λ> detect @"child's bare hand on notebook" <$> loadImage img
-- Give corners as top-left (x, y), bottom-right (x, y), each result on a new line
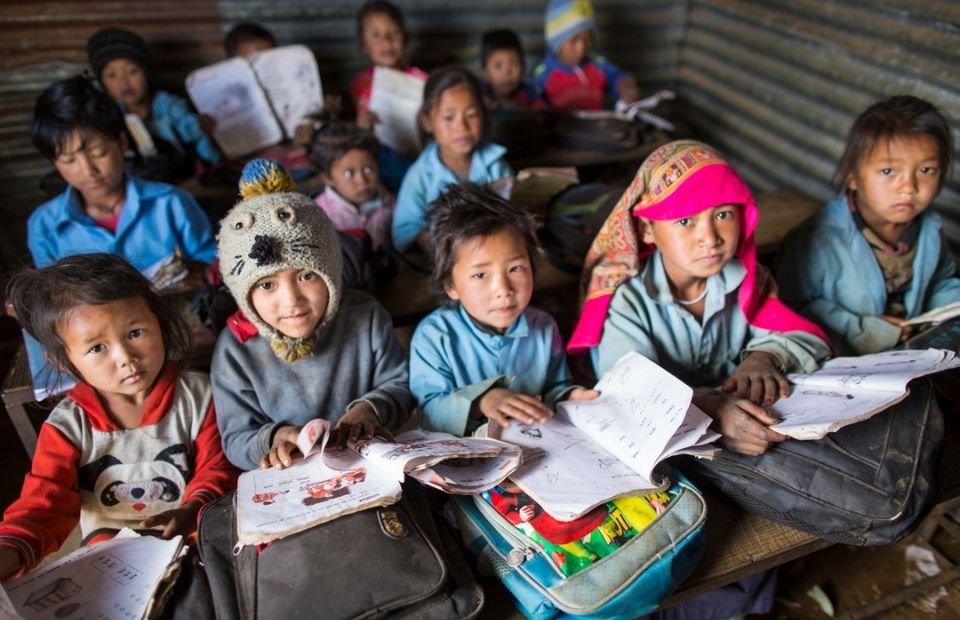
top-left (881, 315), bottom-right (913, 342)
top-left (478, 388), bottom-right (552, 428)
top-left (723, 351), bottom-right (790, 405)
top-left (566, 387), bottom-right (600, 402)
top-left (333, 402), bottom-right (391, 449)
top-left (695, 390), bottom-right (786, 456)
top-left (261, 424), bottom-right (302, 470)
top-left (140, 499), bottom-right (202, 538)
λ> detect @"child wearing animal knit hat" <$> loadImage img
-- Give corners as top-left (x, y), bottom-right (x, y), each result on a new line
top-left (211, 160), bottom-right (413, 471)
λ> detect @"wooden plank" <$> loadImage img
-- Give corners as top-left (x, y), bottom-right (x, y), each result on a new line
top-left (663, 489), bottom-right (832, 605)
top-left (754, 189), bottom-right (822, 253)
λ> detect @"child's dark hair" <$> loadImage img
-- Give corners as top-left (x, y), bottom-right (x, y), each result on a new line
top-left (6, 253), bottom-right (191, 379)
top-left (308, 121), bottom-right (380, 175)
top-left (419, 66), bottom-right (488, 144)
top-left (224, 22), bottom-right (277, 57)
top-left (836, 95), bottom-right (954, 192)
top-left (357, 1), bottom-right (407, 43)
top-left (481, 29), bottom-right (525, 68)
top-left (428, 183), bottom-right (541, 304)
top-left (31, 75), bottom-right (126, 161)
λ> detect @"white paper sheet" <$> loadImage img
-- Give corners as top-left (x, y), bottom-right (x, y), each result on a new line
top-left (237, 424), bottom-right (521, 544)
top-left (237, 449), bottom-right (402, 545)
top-left (771, 348), bottom-right (960, 439)
top-left (500, 414), bottom-right (668, 522)
top-left (5, 532), bottom-right (182, 620)
top-left (368, 67), bottom-right (425, 153)
top-left (560, 352), bottom-right (696, 477)
top-left (186, 57), bottom-right (282, 159)
top-left (495, 352), bottom-right (715, 521)
top-left (904, 300), bottom-right (960, 326)
top-left (250, 45), bottom-right (324, 138)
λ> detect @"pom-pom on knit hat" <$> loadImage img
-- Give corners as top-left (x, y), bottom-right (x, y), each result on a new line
top-left (218, 159), bottom-right (343, 362)
top-left (87, 27), bottom-right (156, 86)
top-left (545, 0), bottom-right (597, 54)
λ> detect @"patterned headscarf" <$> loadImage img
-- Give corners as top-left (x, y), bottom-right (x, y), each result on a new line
top-left (568, 140), bottom-right (828, 352)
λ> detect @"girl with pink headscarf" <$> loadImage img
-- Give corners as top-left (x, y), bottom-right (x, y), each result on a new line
top-left (570, 140), bottom-right (831, 456)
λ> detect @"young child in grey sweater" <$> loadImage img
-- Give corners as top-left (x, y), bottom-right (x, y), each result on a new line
top-left (211, 160), bottom-right (413, 471)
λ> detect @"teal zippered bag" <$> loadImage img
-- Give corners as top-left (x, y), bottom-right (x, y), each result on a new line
top-left (452, 476), bottom-right (706, 619)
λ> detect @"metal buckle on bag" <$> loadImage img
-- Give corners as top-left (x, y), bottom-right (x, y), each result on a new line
top-left (379, 510), bottom-right (408, 539)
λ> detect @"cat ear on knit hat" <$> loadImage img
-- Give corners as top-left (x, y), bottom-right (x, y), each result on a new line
top-left (218, 158), bottom-right (343, 362)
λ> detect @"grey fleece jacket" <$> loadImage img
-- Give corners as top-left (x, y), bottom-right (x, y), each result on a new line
top-left (211, 289), bottom-right (414, 470)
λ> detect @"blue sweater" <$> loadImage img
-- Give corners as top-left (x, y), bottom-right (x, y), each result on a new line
top-left (777, 193), bottom-right (960, 355)
top-left (410, 304), bottom-right (575, 436)
top-left (391, 141), bottom-right (512, 252)
top-left (27, 175), bottom-right (216, 271)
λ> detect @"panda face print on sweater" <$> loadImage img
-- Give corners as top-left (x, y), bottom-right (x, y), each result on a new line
top-left (78, 444), bottom-right (191, 519)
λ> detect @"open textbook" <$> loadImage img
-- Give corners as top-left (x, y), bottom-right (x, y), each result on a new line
top-left (186, 45), bottom-right (323, 158)
top-left (236, 420), bottom-right (522, 545)
top-left (3, 530), bottom-right (184, 620)
top-left (903, 300), bottom-right (960, 326)
top-left (489, 351), bottom-right (720, 522)
top-left (770, 348), bottom-right (960, 440)
top-left (367, 66), bottom-right (425, 154)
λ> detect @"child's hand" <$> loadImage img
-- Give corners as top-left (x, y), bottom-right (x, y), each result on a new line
top-left (722, 352), bottom-right (790, 405)
top-left (292, 121), bottom-right (315, 146)
top-left (199, 113), bottom-right (217, 136)
top-left (139, 500), bottom-right (202, 539)
top-left (0, 546), bottom-right (22, 580)
top-left (478, 388), bottom-right (553, 428)
top-left (566, 387), bottom-right (600, 402)
top-left (695, 390), bottom-right (786, 456)
top-left (333, 402), bottom-right (391, 449)
top-left (356, 109), bottom-right (379, 130)
top-left (260, 424), bottom-right (302, 469)
top-left (881, 315), bottom-right (913, 342)
top-left (616, 76), bottom-right (641, 104)
top-left (518, 505), bottom-right (536, 522)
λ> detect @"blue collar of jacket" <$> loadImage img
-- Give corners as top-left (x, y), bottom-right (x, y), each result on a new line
top-left (422, 141), bottom-right (507, 177)
top-left (54, 175), bottom-right (143, 232)
top-left (642, 250), bottom-right (746, 306)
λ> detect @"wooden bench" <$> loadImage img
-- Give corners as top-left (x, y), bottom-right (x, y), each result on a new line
top-left (754, 188), bottom-right (822, 255)
top-left (1, 344), bottom-right (43, 457)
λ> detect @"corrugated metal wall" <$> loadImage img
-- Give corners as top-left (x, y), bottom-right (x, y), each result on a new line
top-left (216, 0), bottom-right (683, 94)
top-left (2, 1), bottom-right (958, 270)
top-left (0, 0), bottom-right (682, 272)
top-left (0, 0), bottom-right (223, 272)
top-left (676, 0), bottom-right (960, 245)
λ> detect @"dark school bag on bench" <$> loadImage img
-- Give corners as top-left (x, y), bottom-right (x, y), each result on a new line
top-left (683, 378), bottom-right (943, 546)
top-left (540, 183), bottom-right (623, 274)
top-left (198, 481), bottom-right (483, 620)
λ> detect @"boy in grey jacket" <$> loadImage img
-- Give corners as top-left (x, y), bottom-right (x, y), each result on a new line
top-left (211, 159), bottom-right (413, 471)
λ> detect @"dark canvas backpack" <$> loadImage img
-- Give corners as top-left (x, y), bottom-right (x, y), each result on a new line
top-left (683, 379), bottom-right (943, 546)
top-left (198, 481), bottom-right (483, 619)
top-left (540, 183), bottom-right (624, 274)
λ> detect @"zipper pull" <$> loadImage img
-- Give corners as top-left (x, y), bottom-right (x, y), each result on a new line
top-left (506, 547), bottom-right (536, 567)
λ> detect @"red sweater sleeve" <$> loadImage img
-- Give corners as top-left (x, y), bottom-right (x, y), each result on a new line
top-left (183, 401), bottom-right (239, 506)
top-left (0, 424), bottom-right (82, 576)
